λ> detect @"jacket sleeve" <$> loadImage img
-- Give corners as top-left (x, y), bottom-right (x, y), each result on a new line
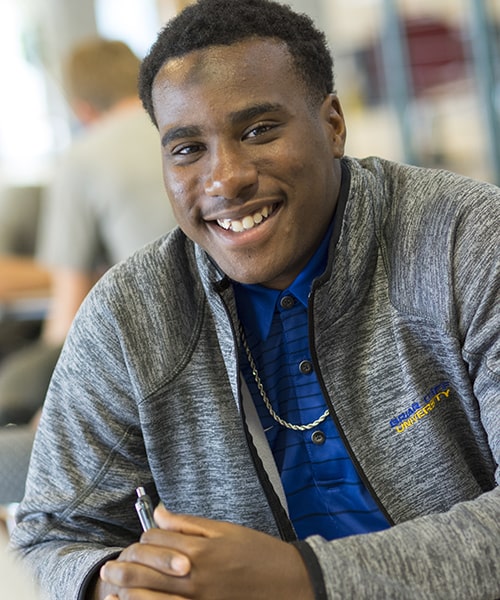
top-left (298, 170), bottom-right (500, 600)
top-left (300, 486), bottom-right (499, 599)
top-left (10, 278), bottom-right (151, 600)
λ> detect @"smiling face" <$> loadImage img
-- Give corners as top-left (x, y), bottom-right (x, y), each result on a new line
top-left (152, 38), bottom-right (346, 290)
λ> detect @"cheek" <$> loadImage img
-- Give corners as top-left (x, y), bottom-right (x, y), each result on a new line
top-left (278, 137), bottom-right (316, 176)
top-left (165, 177), bottom-right (189, 202)
top-left (163, 172), bottom-right (201, 228)
top-left (163, 163), bottom-right (193, 203)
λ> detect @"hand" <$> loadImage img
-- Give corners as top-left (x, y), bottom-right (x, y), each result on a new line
top-left (99, 505), bottom-right (314, 599)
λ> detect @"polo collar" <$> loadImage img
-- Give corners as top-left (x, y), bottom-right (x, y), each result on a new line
top-left (235, 218), bottom-right (334, 341)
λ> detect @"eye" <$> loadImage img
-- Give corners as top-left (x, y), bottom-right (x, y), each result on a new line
top-left (243, 123), bottom-right (278, 140)
top-left (168, 142), bottom-right (206, 164)
top-left (171, 142), bottom-right (205, 156)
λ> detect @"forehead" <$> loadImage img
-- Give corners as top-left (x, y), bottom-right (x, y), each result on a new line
top-left (151, 39), bottom-right (306, 124)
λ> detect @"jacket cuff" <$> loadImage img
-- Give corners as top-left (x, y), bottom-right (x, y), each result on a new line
top-left (293, 540), bottom-right (328, 600)
top-left (78, 552), bottom-right (120, 600)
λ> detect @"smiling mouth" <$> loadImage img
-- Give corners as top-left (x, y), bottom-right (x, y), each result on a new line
top-left (216, 204), bottom-right (276, 232)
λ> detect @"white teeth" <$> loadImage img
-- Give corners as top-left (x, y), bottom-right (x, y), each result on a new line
top-left (231, 220), bottom-right (244, 232)
top-left (242, 215), bottom-right (255, 230)
top-left (217, 205), bottom-right (274, 232)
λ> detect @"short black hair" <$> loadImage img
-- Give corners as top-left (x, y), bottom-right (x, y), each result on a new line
top-left (139, 0), bottom-right (335, 127)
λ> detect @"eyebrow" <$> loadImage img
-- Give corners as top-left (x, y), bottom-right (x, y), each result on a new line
top-left (161, 126), bottom-right (202, 148)
top-left (161, 102), bottom-right (284, 147)
top-left (228, 102), bottom-right (284, 126)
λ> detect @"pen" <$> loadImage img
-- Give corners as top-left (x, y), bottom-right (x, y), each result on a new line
top-left (135, 486), bottom-right (157, 531)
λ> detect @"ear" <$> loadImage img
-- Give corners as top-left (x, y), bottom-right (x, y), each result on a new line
top-left (71, 99), bottom-right (102, 126)
top-left (320, 94), bottom-right (346, 158)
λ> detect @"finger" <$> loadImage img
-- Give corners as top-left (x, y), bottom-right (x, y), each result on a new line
top-left (137, 539), bottom-right (191, 577)
top-left (101, 559), bottom-right (194, 598)
top-left (153, 507), bottom-right (218, 538)
top-left (140, 528), bottom-right (206, 562)
top-left (117, 541), bottom-right (191, 576)
top-left (105, 594), bottom-right (187, 600)
top-left (104, 591), bottom-right (189, 600)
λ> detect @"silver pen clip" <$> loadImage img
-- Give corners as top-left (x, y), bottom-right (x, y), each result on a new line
top-left (135, 486), bottom-right (157, 531)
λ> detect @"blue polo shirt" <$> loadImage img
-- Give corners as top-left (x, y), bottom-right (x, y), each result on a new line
top-left (235, 224), bottom-right (390, 540)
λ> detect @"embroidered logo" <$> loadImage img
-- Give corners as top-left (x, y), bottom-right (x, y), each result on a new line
top-left (389, 381), bottom-right (451, 434)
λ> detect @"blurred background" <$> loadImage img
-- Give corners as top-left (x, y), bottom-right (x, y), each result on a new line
top-left (0, 0), bottom-right (499, 190)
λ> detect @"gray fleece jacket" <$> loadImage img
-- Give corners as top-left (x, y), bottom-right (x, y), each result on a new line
top-left (11, 157), bottom-right (500, 599)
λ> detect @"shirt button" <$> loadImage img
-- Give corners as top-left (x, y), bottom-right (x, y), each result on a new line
top-left (279, 295), bottom-right (295, 309)
top-left (311, 430), bottom-right (326, 445)
top-left (299, 360), bottom-right (313, 375)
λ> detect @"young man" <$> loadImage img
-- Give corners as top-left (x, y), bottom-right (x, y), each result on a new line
top-left (11, 1), bottom-right (499, 599)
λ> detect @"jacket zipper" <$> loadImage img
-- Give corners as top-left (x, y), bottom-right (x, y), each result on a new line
top-left (219, 287), bottom-right (298, 542)
top-left (239, 380), bottom-right (298, 542)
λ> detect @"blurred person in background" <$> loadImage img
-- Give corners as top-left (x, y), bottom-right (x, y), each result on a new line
top-left (0, 37), bottom-right (177, 505)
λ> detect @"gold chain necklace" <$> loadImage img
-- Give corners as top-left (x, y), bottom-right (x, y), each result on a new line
top-left (239, 323), bottom-right (330, 431)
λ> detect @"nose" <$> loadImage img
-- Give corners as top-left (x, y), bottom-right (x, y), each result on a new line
top-left (204, 142), bottom-right (258, 201)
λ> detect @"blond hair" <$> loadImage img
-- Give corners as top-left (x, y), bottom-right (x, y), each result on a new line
top-left (64, 38), bottom-right (140, 112)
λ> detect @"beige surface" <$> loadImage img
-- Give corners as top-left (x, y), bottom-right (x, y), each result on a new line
top-left (0, 527), bottom-right (40, 599)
